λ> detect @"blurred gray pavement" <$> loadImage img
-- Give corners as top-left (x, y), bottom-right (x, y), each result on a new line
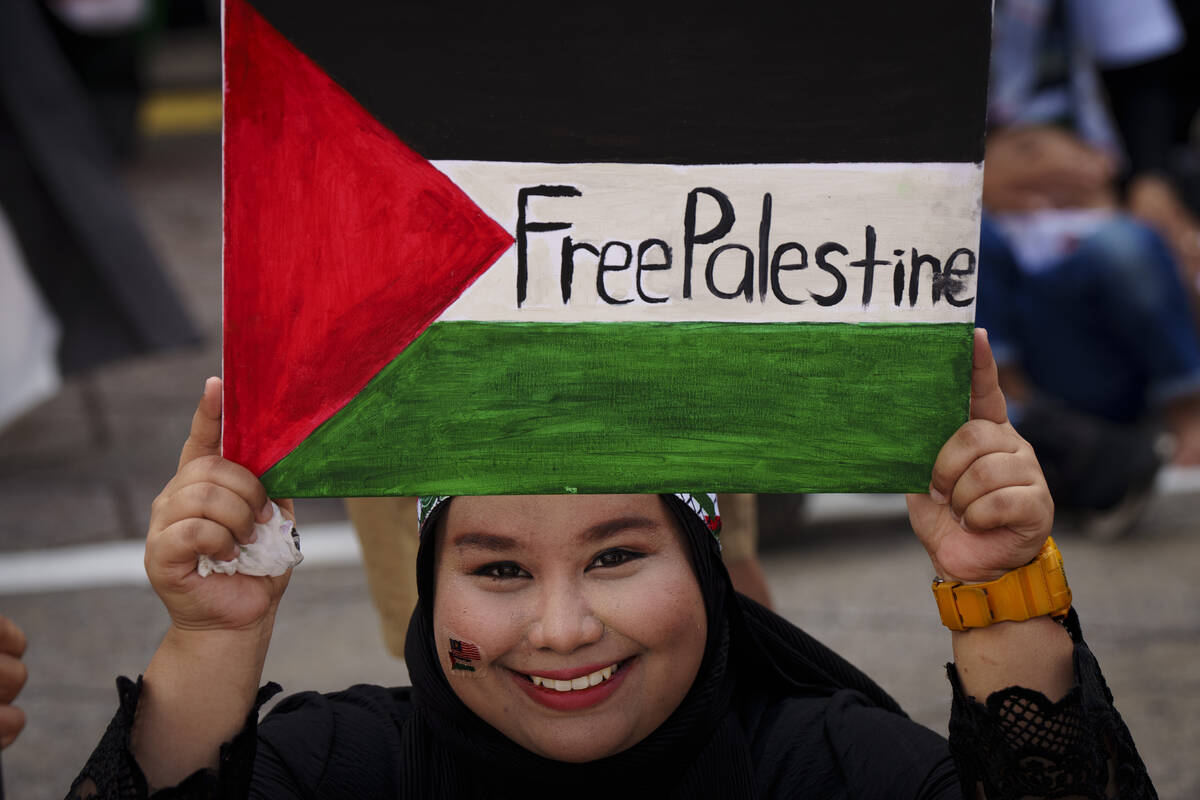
top-left (1, 39), bottom-right (1199, 798)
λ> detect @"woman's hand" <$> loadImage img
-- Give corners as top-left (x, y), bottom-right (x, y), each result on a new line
top-left (132, 378), bottom-right (295, 786)
top-left (145, 377), bottom-right (293, 633)
top-left (0, 615), bottom-right (27, 749)
top-left (906, 329), bottom-right (1054, 584)
top-left (983, 126), bottom-right (1117, 212)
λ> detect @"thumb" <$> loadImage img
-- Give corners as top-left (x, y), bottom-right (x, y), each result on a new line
top-left (178, 377), bottom-right (223, 469)
top-left (970, 329), bottom-right (1008, 425)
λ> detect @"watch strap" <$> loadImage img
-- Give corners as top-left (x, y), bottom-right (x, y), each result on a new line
top-left (932, 536), bottom-right (1071, 631)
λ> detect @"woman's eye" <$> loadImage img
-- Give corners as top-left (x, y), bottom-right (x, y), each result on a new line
top-left (474, 562), bottom-right (528, 580)
top-left (589, 548), bottom-right (644, 569)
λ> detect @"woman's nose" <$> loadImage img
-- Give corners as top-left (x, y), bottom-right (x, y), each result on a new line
top-left (526, 579), bottom-right (604, 653)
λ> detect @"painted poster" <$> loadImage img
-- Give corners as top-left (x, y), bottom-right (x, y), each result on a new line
top-left (222, 1), bottom-right (991, 497)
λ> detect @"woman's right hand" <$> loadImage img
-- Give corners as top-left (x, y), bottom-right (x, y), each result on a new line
top-left (145, 377), bottom-right (294, 633)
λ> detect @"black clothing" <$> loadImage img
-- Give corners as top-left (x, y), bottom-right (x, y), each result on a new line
top-left (68, 497), bottom-right (1157, 798)
top-left (66, 613), bottom-right (1153, 800)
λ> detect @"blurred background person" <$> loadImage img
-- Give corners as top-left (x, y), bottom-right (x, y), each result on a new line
top-left (1099, 1), bottom-right (1200, 296)
top-left (979, 0), bottom-right (1200, 538)
top-left (0, 0), bottom-right (200, 434)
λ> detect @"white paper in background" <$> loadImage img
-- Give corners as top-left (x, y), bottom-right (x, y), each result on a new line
top-left (991, 208), bottom-right (1116, 275)
top-left (0, 206), bottom-right (61, 431)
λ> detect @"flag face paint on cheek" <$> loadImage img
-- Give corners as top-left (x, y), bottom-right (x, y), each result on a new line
top-left (445, 635), bottom-right (487, 678)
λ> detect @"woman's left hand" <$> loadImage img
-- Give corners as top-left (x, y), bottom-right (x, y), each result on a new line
top-left (906, 329), bottom-right (1054, 584)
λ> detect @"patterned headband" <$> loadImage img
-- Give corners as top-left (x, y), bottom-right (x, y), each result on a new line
top-left (418, 493), bottom-right (722, 541)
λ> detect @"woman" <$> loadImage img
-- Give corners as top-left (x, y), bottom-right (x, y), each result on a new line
top-left (69, 333), bottom-right (1153, 798)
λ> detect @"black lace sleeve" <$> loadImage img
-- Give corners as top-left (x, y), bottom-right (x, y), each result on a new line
top-left (946, 610), bottom-right (1156, 800)
top-left (65, 676), bottom-right (282, 800)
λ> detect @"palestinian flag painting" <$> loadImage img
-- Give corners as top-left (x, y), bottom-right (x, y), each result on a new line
top-left (222, 0), bottom-right (992, 497)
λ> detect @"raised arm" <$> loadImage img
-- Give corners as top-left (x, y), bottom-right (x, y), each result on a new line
top-left (906, 330), bottom-right (1073, 704)
top-left (906, 330), bottom-right (1158, 798)
top-left (131, 378), bottom-right (294, 788)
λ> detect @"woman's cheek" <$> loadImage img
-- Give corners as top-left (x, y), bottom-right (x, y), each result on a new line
top-left (599, 565), bottom-right (705, 647)
top-left (434, 578), bottom-right (527, 680)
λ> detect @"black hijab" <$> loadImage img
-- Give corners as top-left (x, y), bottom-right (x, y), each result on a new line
top-left (398, 496), bottom-right (904, 800)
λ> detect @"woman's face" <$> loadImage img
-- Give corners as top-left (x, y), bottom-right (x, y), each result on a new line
top-left (431, 494), bottom-right (707, 762)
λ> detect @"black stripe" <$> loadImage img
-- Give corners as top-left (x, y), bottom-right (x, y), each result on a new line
top-left (246, 1), bottom-right (990, 164)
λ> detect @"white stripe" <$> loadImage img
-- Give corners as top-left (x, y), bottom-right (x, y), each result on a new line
top-left (435, 161), bottom-right (982, 324)
top-left (0, 522), bottom-right (362, 596)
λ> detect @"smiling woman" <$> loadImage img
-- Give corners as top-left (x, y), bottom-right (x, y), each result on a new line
top-left (67, 334), bottom-right (1156, 799)
top-left (382, 491), bottom-right (928, 799)
top-left (431, 495), bottom-right (707, 762)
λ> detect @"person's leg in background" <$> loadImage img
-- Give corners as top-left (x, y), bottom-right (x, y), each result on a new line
top-left (345, 496), bottom-right (419, 659)
top-left (1014, 218), bottom-right (1200, 461)
top-left (717, 493), bottom-right (772, 608)
top-left (978, 214), bottom-right (1200, 535)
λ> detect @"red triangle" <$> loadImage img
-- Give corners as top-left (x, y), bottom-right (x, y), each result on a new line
top-left (222, 0), bottom-right (514, 478)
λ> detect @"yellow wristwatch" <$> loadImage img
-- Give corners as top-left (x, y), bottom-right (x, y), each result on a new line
top-left (932, 537), bottom-right (1071, 631)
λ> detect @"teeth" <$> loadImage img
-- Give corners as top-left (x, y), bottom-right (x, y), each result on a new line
top-left (530, 662), bottom-right (620, 691)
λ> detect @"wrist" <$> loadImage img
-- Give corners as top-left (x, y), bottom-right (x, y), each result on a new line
top-left (149, 618), bottom-right (277, 705)
top-left (134, 620), bottom-right (276, 785)
top-left (160, 614), bottom-right (276, 669)
top-left (166, 605), bottom-right (279, 639)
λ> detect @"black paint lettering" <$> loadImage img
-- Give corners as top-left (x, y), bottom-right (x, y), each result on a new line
top-left (909, 250), bottom-right (941, 305)
top-left (706, 244), bottom-right (754, 301)
top-left (849, 225), bottom-right (889, 306)
top-left (636, 239), bottom-right (672, 304)
top-left (758, 193), bottom-right (772, 300)
top-left (812, 242), bottom-right (849, 306)
top-left (560, 238), bottom-right (599, 304)
top-left (941, 248), bottom-right (976, 307)
top-left (892, 249), bottom-right (906, 306)
top-left (683, 187), bottom-right (735, 299)
top-left (518, 185), bottom-right (581, 307)
top-left (770, 242), bottom-right (807, 305)
top-left (596, 241), bottom-right (634, 305)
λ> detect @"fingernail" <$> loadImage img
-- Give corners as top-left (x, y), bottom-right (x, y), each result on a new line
top-left (248, 529), bottom-right (259, 544)
top-left (259, 501), bottom-right (274, 522)
top-left (929, 484), bottom-right (948, 504)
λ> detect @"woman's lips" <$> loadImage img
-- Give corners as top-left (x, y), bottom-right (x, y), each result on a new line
top-left (511, 658), bottom-right (634, 712)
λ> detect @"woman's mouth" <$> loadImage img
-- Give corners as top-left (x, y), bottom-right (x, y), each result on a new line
top-left (528, 662), bottom-right (617, 692)
top-left (512, 658), bottom-right (633, 711)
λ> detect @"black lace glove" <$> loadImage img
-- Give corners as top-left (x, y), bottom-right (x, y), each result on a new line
top-left (947, 610), bottom-right (1156, 800)
top-left (65, 676), bottom-right (281, 800)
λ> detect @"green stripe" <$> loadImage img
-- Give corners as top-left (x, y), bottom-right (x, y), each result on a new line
top-left (262, 321), bottom-right (972, 496)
